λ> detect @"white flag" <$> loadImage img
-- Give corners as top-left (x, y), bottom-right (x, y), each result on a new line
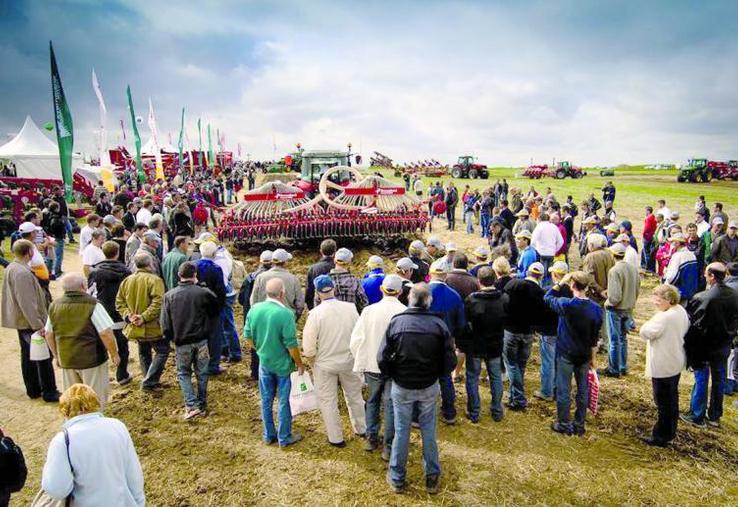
top-left (147, 97), bottom-right (164, 179)
top-left (91, 68), bottom-right (110, 166)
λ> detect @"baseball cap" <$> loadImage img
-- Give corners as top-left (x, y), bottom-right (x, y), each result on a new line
top-left (313, 274), bottom-right (335, 293)
top-left (366, 255), bottom-right (384, 267)
top-left (551, 261), bottom-right (568, 274)
top-left (514, 229), bottom-right (532, 240)
top-left (609, 242), bottom-right (627, 255)
top-left (516, 209), bottom-right (529, 217)
top-left (143, 231), bottom-right (161, 242)
top-left (272, 248), bottom-right (293, 263)
top-left (713, 216), bottom-right (724, 225)
top-left (259, 250), bottom-right (273, 263)
top-left (670, 211), bottom-right (680, 220)
top-left (426, 237), bottom-right (443, 248)
top-left (729, 221), bottom-right (738, 229)
top-left (583, 215), bottom-right (598, 225)
top-left (335, 247), bottom-right (354, 263)
top-left (527, 262), bottom-right (544, 275)
top-left (396, 257), bottom-right (418, 271)
top-left (606, 223), bottom-right (619, 232)
top-left (102, 214), bottom-right (116, 225)
top-left (615, 233), bottom-right (630, 243)
top-left (18, 222), bottom-right (36, 234)
top-left (430, 258), bottom-right (449, 274)
top-left (381, 274), bottom-right (404, 293)
top-left (474, 246), bottom-right (490, 259)
top-left (446, 242), bottom-right (458, 252)
top-left (409, 240), bottom-right (425, 254)
top-left (194, 232), bottom-right (216, 244)
top-left (491, 217), bottom-right (505, 227)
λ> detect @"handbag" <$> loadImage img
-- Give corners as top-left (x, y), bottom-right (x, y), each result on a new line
top-left (31, 429), bottom-right (74, 507)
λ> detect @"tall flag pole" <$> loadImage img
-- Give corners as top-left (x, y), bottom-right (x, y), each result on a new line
top-left (49, 41), bottom-right (74, 203)
top-left (91, 68), bottom-right (110, 166)
top-left (208, 123), bottom-right (214, 168)
top-left (119, 119), bottom-right (126, 141)
top-left (178, 107), bottom-right (185, 174)
top-left (197, 118), bottom-right (203, 168)
top-left (126, 85), bottom-right (145, 185)
top-left (147, 97), bottom-right (164, 180)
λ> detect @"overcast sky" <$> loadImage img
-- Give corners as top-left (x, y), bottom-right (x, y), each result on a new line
top-left (1, 0), bottom-right (737, 166)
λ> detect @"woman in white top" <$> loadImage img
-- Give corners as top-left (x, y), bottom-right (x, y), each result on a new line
top-left (41, 384), bottom-right (145, 506)
top-left (638, 284), bottom-right (689, 447)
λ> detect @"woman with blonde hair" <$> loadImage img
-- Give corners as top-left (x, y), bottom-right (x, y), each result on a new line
top-left (639, 284), bottom-right (689, 447)
top-left (492, 256), bottom-right (513, 291)
top-left (40, 384), bottom-right (145, 506)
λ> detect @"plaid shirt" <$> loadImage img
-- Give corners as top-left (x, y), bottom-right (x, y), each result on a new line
top-left (314, 269), bottom-right (368, 314)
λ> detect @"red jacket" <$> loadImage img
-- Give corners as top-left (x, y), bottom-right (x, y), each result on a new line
top-left (643, 214), bottom-right (657, 241)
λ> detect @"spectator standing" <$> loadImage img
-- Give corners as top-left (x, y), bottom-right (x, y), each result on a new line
top-left (711, 221), bottom-right (738, 264)
top-left (161, 262), bottom-right (219, 419)
top-left (81, 229), bottom-right (106, 277)
top-left (407, 240), bottom-right (430, 283)
top-left (514, 229), bottom-right (537, 278)
top-left (531, 212), bottom-right (564, 287)
top-left (616, 233), bottom-right (640, 269)
top-left (316, 248), bottom-right (368, 314)
top-left (362, 255), bottom-right (386, 305)
top-left (46, 201), bottom-right (67, 278)
top-left (195, 241), bottom-right (227, 375)
top-left (446, 253), bottom-right (480, 383)
top-left (303, 275), bottom-right (366, 447)
top-left (244, 278), bottom-right (305, 447)
top-left (87, 241), bottom-right (132, 385)
top-left (162, 236), bottom-right (191, 291)
top-left (395, 257), bottom-right (416, 305)
top-left (639, 284), bottom-right (689, 447)
top-left (78, 214), bottom-right (101, 256)
top-left (663, 233), bottom-right (699, 301)
top-left (250, 248), bottom-right (306, 319)
top-left (305, 239), bottom-right (336, 310)
top-left (378, 283), bottom-right (456, 495)
top-left (124, 223), bottom-right (147, 266)
top-left (239, 250), bottom-right (272, 380)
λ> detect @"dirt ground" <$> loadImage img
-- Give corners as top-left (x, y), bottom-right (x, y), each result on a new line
top-left (2, 176), bottom-right (738, 505)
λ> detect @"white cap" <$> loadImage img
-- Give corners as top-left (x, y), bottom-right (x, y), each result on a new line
top-left (446, 242), bottom-right (458, 252)
top-left (409, 240), bottom-right (425, 254)
top-left (259, 250), bottom-right (273, 263)
top-left (527, 262), bottom-right (544, 275)
top-left (551, 261), bottom-right (568, 274)
top-left (474, 246), bottom-right (490, 259)
top-left (18, 222), bottom-right (36, 234)
top-left (609, 242), bottom-right (627, 255)
top-left (426, 236), bottom-right (443, 248)
top-left (335, 247), bottom-right (354, 263)
top-left (430, 258), bottom-right (450, 274)
top-left (713, 216), bottom-right (724, 225)
top-left (366, 255), bottom-right (384, 267)
top-left (396, 257), bottom-right (418, 271)
top-left (272, 248), bottom-right (293, 263)
top-left (381, 274), bottom-right (404, 293)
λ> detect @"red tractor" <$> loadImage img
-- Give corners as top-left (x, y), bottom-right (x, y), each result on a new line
top-left (451, 156), bottom-right (489, 179)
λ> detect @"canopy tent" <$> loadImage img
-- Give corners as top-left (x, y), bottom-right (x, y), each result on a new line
top-left (0, 115), bottom-right (82, 179)
top-left (141, 136), bottom-right (176, 155)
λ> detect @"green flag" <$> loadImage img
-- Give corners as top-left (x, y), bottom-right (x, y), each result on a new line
top-left (178, 108), bottom-right (184, 173)
top-left (197, 118), bottom-right (203, 168)
top-left (126, 85), bottom-right (145, 184)
top-left (208, 124), bottom-right (214, 167)
top-left (49, 41), bottom-right (74, 203)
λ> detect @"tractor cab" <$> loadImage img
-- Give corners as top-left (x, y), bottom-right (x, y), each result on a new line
top-left (457, 155), bottom-right (475, 167)
top-left (557, 161), bottom-right (571, 169)
top-left (294, 150), bottom-right (352, 194)
top-left (688, 158), bottom-right (708, 169)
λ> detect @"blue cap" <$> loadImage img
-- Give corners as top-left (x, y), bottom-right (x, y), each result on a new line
top-left (313, 274), bottom-right (335, 293)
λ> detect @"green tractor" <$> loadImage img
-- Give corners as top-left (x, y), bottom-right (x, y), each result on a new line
top-left (677, 158), bottom-right (712, 183)
top-left (267, 147), bottom-right (304, 174)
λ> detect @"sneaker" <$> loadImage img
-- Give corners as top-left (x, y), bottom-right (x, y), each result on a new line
top-left (364, 438), bottom-right (380, 451)
top-left (42, 391), bottom-right (61, 403)
top-left (386, 471), bottom-right (405, 494)
top-left (381, 446), bottom-right (391, 462)
top-left (551, 422), bottom-right (572, 435)
top-left (572, 425), bottom-right (586, 437)
top-left (597, 368), bottom-right (621, 378)
top-left (706, 419), bottom-right (721, 429)
top-left (441, 416), bottom-right (457, 425)
top-left (679, 414), bottom-right (705, 427)
top-left (329, 440), bottom-right (347, 448)
top-left (533, 390), bottom-right (554, 402)
top-left (465, 412), bottom-right (479, 424)
top-left (263, 437), bottom-right (277, 445)
top-left (426, 474), bottom-right (440, 495)
top-left (117, 374), bottom-right (133, 386)
top-left (491, 413), bottom-right (504, 422)
top-left (506, 402), bottom-right (526, 412)
top-left (183, 407), bottom-right (202, 420)
top-left (641, 436), bottom-right (668, 448)
top-left (279, 433), bottom-right (303, 448)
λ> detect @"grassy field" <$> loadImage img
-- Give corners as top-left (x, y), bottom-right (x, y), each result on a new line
top-left (7, 169), bottom-right (738, 506)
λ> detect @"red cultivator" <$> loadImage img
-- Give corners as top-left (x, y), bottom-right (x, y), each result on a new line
top-left (217, 166), bottom-right (429, 243)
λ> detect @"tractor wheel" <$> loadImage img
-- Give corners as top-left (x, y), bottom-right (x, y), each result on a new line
top-left (688, 172), bottom-right (698, 183)
top-left (574, 171), bottom-right (584, 179)
top-left (555, 169), bottom-right (566, 179)
top-left (677, 175), bottom-right (686, 182)
top-left (702, 170), bottom-right (713, 183)
top-left (480, 172), bottom-right (489, 179)
top-left (451, 167), bottom-right (463, 179)
top-left (469, 169), bottom-right (478, 179)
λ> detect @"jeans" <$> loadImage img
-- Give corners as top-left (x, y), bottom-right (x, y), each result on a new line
top-left (606, 309), bottom-right (632, 374)
top-left (113, 328), bottom-right (130, 382)
top-left (138, 338), bottom-right (170, 388)
top-left (207, 314), bottom-right (224, 373)
top-left (65, 219), bottom-right (74, 242)
top-left (555, 354), bottom-right (589, 432)
top-left (641, 238), bottom-right (655, 272)
top-left (439, 374), bottom-right (456, 420)
top-left (652, 374), bottom-right (680, 443)
top-left (539, 255), bottom-right (554, 288)
top-left (446, 206), bottom-right (456, 230)
top-left (221, 294), bottom-right (241, 361)
top-left (688, 356), bottom-right (727, 422)
top-left (54, 238), bottom-right (65, 277)
top-left (226, 188), bottom-right (234, 204)
top-left (175, 340), bottom-right (210, 410)
top-left (17, 330), bottom-right (58, 399)
top-left (389, 382), bottom-right (441, 484)
top-left (539, 335), bottom-right (556, 398)
top-left (502, 331), bottom-right (534, 407)
top-left (464, 211), bottom-right (474, 234)
top-left (466, 356), bottom-right (503, 420)
top-left (364, 372), bottom-right (394, 449)
top-left (480, 214), bottom-right (490, 238)
top-left (258, 364), bottom-right (293, 445)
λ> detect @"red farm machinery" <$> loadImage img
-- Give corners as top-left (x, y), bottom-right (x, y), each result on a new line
top-left (523, 161), bottom-right (585, 179)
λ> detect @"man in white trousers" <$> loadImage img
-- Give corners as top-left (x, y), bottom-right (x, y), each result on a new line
top-left (302, 274), bottom-right (366, 447)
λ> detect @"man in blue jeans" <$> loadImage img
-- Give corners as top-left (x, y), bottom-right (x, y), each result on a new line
top-left (427, 259), bottom-right (466, 424)
top-left (244, 278), bottom-right (305, 447)
top-left (544, 271), bottom-right (603, 436)
top-left (378, 283), bottom-right (456, 495)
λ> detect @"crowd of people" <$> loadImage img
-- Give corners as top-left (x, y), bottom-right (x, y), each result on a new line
top-left (1, 174), bottom-right (738, 501)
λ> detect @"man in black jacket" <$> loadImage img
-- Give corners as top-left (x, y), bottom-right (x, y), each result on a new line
top-left (46, 201), bottom-right (67, 279)
top-left (462, 267), bottom-right (508, 422)
top-left (682, 262), bottom-right (738, 428)
top-left (305, 239), bottom-right (336, 310)
top-left (88, 241), bottom-right (132, 385)
top-left (378, 283), bottom-right (456, 495)
top-left (161, 261), bottom-right (219, 419)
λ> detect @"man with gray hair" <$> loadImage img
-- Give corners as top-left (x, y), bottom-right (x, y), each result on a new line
top-left (129, 230), bottom-right (162, 277)
top-left (195, 241), bottom-right (227, 375)
top-left (251, 248), bottom-right (305, 319)
top-left (379, 283), bottom-right (456, 494)
top-left (44, 273), bottom-right (119, 409)
top-left (116, 252), bottom-right (168, 391)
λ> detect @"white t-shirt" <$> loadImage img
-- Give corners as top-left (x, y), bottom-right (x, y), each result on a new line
top-left (79, 225), bottom-right (94, 255)
top-left (82, 243), bottom-right (106, 268)
top-left (135, 208), bottom-right (153, 227)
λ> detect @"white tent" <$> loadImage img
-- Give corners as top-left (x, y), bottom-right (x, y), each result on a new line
top-left (141, 136), bottom-right (176, 155)
top-left (0, 116), bottom-right (82, 179)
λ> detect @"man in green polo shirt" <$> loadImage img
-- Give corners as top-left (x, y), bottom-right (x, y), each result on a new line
top-left (162, 236), bottom-right (191, 291)
top-left (244, 277), bottom-right (305, 448)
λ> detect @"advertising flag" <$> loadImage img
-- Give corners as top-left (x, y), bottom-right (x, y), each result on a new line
top-left (91, 68), bottom-right (110, 166)
top-left (178, 107), bottom-right (185, 173)
top-left (50, 41), bottom-right (74, 203)
top-left (147, 97), bottom-right (164, 180)
top-left (126, 85), bottom-right (145, 184)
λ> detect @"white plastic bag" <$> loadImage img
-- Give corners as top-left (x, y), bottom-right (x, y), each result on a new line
top-left (29, 332), bottom-right (50, 361)
top-left (728, 349), bottom-right (736, 381)
top-left (289, 371), bottom-right (318, 416)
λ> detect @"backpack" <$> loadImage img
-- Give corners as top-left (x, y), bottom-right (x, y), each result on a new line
top-left (230, 260), bottom-right (247, 292)
top-left (192, 203), bottom-right (208, 225)
top-left (0, 434), bottom-right (27, 493)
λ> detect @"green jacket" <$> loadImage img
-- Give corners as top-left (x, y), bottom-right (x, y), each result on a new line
top-left (161, 249), bottom-right (188, 291)
top-left (115, 270), bottom-right (165, 340)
